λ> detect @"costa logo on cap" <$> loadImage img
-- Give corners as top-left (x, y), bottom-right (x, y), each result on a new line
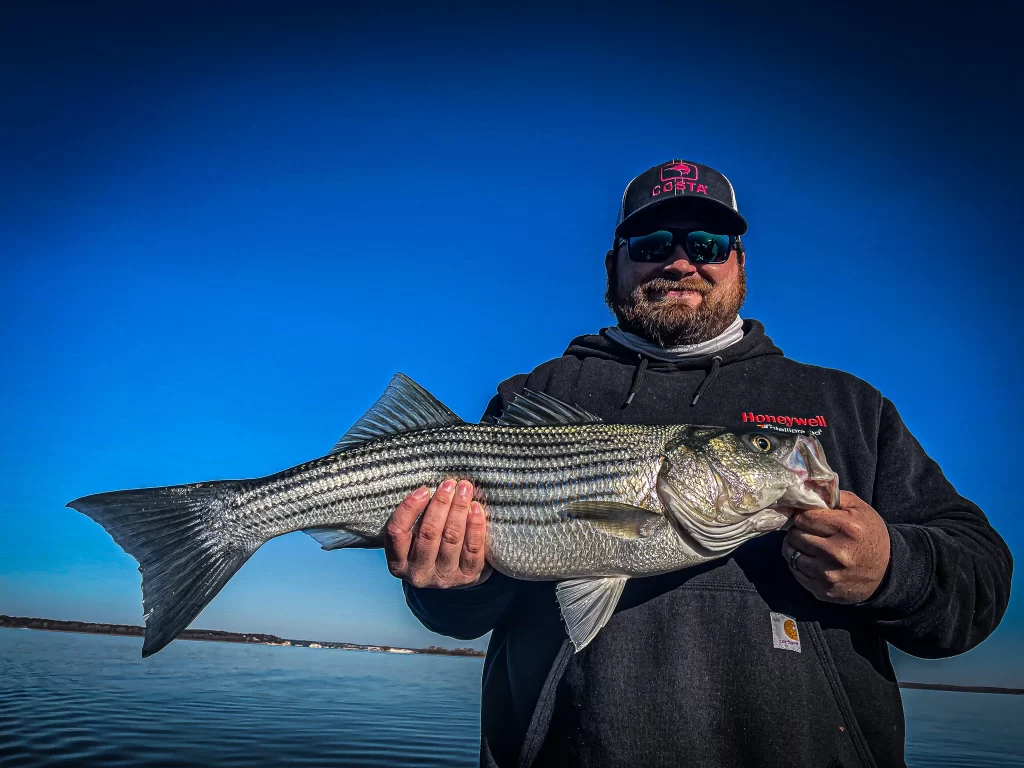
top-left (660, 161), bottom-right (698, 182)
top-left (651, 161), bottom-right (707, 197)
top-left (615, 157), bottom-right (748, 237)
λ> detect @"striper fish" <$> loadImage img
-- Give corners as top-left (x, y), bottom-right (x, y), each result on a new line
top-left (68, 373), bottom-right (838, 657)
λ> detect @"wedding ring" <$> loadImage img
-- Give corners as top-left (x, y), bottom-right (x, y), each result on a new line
top-left (790, 550), bottom-right (803, 570)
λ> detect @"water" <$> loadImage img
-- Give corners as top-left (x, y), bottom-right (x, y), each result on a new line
top-left (0, 629), bottom-right (480, 767)
top-left (2, 628), bottom-right (1022, 767)
top-left (902, 688), bottom-right (1024, 767)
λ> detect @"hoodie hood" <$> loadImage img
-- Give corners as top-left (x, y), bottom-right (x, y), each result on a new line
top-left (564, 319), bottom-right (783, 371)
top-left (563, 320), bottom-right (784, 408)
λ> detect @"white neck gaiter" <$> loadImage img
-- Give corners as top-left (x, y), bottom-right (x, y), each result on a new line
top-left (604, 316), bottom-right (744, 362)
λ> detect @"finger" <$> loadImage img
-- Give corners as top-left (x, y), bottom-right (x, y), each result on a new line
top-left (792, 556), bottom-right (847, 602)
top-left (782, 536), bottom-right (818, 574)
top-left (837, 490), bottom-right (865, 509)
top-left (782, 539), bottom-right (829, 588)
top-left (787, 529), bottom-right (844, 566)
top-left (782, 536), bottom-right (814, 564)
top-left (787, 529), bottom-right (829, 553)
top-left (384, 486), bottom-right (430, 576)
top-left (790, 561), bottom-right (829, 599)
top-left (436, 481), bottom-right (474, 575)
top-left (789, 508), bottom-right (845, 537)
top-left (409, 479), bottom-right (457, 569)
top-left (391, 486), bottom-right (430, 534)
top-left (460, 501), bottom-right (488, 577)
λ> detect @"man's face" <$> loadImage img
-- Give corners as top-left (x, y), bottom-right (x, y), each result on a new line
top-left (604, 224), bottom-right (746, 347)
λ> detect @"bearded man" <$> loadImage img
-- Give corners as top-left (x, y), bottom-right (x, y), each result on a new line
top-left (383, 160), bottom-right (1013, 768)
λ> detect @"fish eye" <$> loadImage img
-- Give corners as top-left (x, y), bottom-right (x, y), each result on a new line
top-left (751, 435), bottom-right (773, 453)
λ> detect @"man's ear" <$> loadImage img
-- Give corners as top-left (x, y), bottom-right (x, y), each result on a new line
top-left (605, 249), bottom-right (615, 280)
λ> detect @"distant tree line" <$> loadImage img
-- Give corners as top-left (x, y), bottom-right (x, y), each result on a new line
top-left (0, 615), bottom-right (485, 657)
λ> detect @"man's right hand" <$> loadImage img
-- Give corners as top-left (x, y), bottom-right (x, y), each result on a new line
top-left (384, 479), bottom-right (492, 589)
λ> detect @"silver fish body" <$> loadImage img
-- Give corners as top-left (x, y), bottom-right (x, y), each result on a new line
top-left (233, 423), bottom-right (696, 579)
top-left (69, 374), bottom-right (838, 656)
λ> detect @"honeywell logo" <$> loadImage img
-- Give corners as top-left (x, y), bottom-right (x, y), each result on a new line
top-left (741, 412), bottom-right (828, 428)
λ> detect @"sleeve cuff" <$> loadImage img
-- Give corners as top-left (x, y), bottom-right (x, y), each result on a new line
top-left (856, 523), bottom-right (934, 618)
top-left (404, 570), bottom-right (514, 613)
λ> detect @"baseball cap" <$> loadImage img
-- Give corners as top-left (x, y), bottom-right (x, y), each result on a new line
top-left (615, 159), bottom-right (747, 238)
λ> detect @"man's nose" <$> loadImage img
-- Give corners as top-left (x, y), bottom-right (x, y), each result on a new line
top-left (662, 245), bottom-right (697, 275)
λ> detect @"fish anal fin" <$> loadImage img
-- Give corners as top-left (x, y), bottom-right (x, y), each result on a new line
top-left (563, 501), bottom-right (663, 539)
top-left (302, 527), bottom-right (378, 551)
top-left (556, 576), bottom-right (628, 652)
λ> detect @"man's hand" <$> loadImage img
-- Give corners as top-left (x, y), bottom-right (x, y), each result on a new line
top-left (384, 479), bottom-right (491, 589)
top-left (782, 490), bottom-right (891, 604)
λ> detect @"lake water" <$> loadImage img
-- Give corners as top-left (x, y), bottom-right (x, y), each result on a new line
top-left (1, 628), bottom-right (1022, 767)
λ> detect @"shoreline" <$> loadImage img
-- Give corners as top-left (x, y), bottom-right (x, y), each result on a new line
top-left (4, 617), bottom-right (1020, 693)
top-left (0, 614), bottom-right (485, 658)
top-left (897, 681), bottom-right (1022, 696)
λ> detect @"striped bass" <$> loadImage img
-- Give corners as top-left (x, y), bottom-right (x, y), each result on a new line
top-left (68, 373), bottom-right (838, 657)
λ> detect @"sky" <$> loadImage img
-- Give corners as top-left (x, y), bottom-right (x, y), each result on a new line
top-left (1, 1), bottom-right (1020, 684)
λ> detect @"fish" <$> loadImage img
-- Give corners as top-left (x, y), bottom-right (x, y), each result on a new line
top-left (68, 373), bottom-right (839, 657)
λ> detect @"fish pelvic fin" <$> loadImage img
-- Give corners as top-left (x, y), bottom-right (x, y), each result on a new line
top-left (556, 575), bottom-right (628, 652)
top-left (330, 373), bottom-right (463, 455)
top-left (67, 481), bottom-right (256, 658)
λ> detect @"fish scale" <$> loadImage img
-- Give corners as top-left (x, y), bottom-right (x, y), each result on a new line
top-left (230, 422), bottom-right (681, 581)
top-left (68, 373), bottom-right (838, 656)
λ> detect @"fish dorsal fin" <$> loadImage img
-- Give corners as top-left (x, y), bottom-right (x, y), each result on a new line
top-left (492, 389), bottom-right (603, 427)
top-left (330, 373), bottom-right (463, 455)
top-left (556, 576), bottom-right (629, 652)
top-left (563, 501), bottom-right (664, 539)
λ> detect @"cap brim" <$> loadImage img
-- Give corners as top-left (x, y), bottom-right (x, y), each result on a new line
top-left (616, 196), bottom-right (748, 237)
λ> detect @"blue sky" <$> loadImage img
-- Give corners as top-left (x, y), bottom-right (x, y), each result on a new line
top-left (1, 2), bottom-right (1020, 683)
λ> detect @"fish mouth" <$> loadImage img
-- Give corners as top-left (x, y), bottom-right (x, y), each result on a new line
top-left (776, 435), bottom-right (839, 510)
top-left (654, 434), bottom-right (838, 554)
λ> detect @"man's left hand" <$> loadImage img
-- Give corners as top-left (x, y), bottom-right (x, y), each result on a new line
top-left (782, 490), bottom-right (891, 604)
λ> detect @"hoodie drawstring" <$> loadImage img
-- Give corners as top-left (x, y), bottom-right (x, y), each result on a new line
top-left (622, 355), bottom-right (649, 408)
top-left (690, 355), bottom-right (722, 406)
top-left (620, 354), bottom-right (724, 409)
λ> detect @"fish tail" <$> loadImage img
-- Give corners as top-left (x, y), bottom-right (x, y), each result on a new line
top-left (67, 481), bottom-right (256, 657)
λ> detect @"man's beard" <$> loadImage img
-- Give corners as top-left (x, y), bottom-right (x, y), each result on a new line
top-left (605, 263), bottom-right (747, 347)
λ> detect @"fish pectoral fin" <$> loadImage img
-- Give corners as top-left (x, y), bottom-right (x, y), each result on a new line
top-left (302, 528), bottom-right (379, 550)
top-left (330, 373), bottom-right (463, 455)
top-left (563, 502), bottom-right (663, 539)
top-left (556, 576), bottom-right (629, 652)
top-left (490, 389), bottom-right (603, 427)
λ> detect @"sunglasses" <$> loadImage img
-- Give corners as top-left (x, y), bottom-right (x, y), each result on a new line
top-left (618, 229), bottom-right (736, 265)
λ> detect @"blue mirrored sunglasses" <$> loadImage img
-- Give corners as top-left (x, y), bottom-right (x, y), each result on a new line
top-left (618, 229), bottom-right (736, 264)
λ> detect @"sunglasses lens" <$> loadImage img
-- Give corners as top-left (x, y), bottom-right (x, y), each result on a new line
top-left (685, 231), bottom-right (732, 263)
top-left (628, 231), bottom-right (675, 262)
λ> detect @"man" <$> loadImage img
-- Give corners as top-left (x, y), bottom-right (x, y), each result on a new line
top-left (382, 160), bottom-right (1013, 767)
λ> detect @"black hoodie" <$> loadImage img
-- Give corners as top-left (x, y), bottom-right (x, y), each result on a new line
top-left (404, 320), bottom-right (1012, 768)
